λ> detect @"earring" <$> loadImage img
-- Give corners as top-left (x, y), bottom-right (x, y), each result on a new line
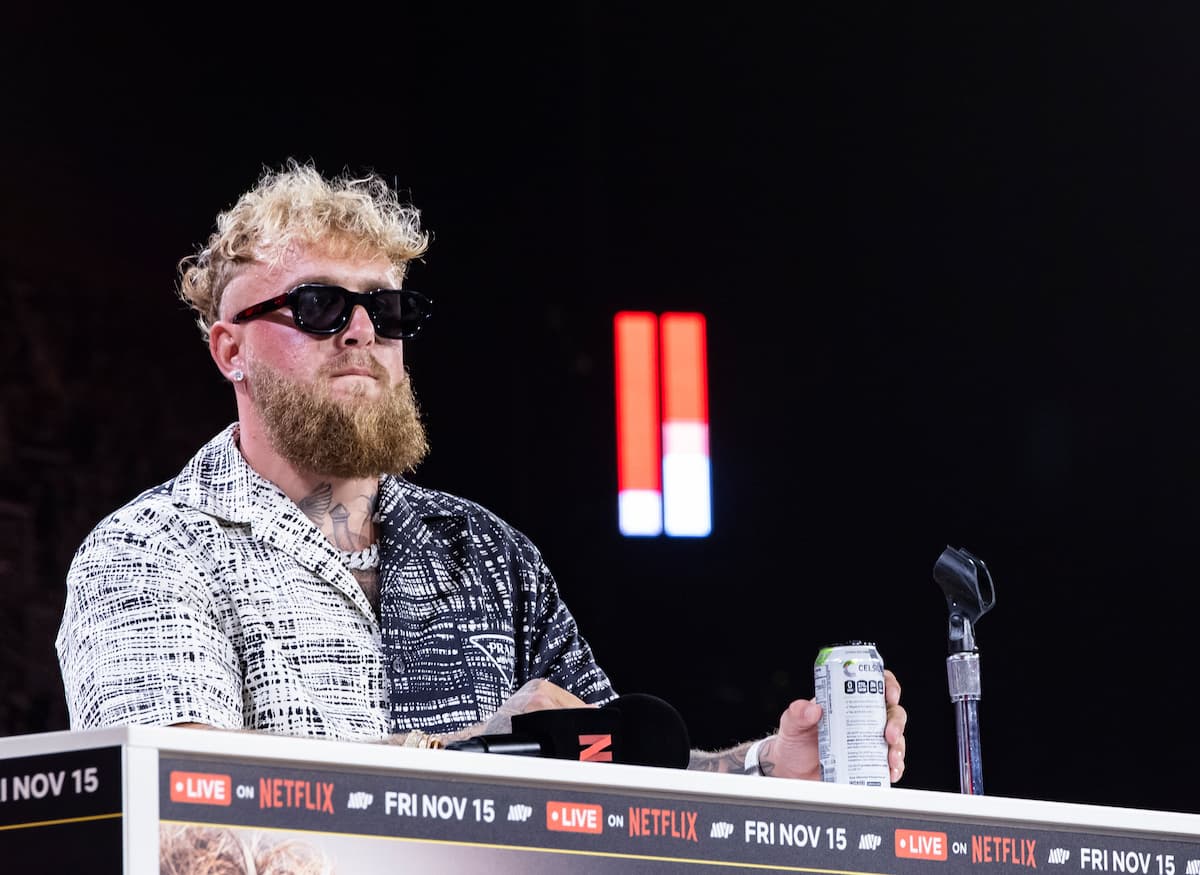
top-left (231, 369), bottom-right (245, 382)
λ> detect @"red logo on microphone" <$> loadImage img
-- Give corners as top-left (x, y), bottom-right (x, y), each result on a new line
top-left (577, 734), bottom-right (614, 762)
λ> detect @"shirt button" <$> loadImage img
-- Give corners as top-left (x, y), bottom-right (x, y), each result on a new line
top-left (392, 655), bottom-right (406, 673)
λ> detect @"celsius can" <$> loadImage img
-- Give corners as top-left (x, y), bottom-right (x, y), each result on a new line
top-left (813, 641), bottom-right (890, 787)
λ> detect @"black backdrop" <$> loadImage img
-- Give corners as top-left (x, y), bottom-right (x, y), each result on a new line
top-left (3, 6), bottom-right (1199, 816)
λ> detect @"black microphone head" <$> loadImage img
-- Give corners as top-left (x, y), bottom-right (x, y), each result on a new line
top-left (601, 693), bottom-right (691, 770)
top-left (510, 707), bottom-right (621, 762)
top-left (508, 694), bottom-right (690, 769)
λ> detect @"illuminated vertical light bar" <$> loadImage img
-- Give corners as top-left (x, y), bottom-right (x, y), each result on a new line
top-left (614, 311), bottom-right (663, 536)
top-left (660, 312), bottom-right (711, 537)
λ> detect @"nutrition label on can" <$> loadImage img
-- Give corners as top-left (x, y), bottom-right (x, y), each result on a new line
top-left (814, 642), bottom-right (890, 787)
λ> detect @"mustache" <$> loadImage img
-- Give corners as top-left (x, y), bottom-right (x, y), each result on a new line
top-left (318, 353), bottom-right (390, 382)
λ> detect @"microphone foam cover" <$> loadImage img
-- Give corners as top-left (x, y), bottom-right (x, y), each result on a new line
top-left (602, 693), bottom-right (691, 770)
top-left (511, 707), bottom-right (621, 762)
top-left (509, 694), bottom-right (691, 769)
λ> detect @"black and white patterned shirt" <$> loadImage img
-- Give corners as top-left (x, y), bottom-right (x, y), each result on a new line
top-left (55, 424), bottom-right (615, 739)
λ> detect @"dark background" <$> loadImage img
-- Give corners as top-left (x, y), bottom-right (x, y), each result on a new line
top-left (3, 6), bottom-right (1198, 816)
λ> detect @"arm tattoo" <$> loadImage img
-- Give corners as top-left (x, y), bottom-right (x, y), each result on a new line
top-left (688, 742), bottom-right (751, 773)
top-left (687, 739), bottom-right (777, 775)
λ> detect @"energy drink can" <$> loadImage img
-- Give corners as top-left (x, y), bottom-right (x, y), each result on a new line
top-left (813, 641), bottom-right (890, 787)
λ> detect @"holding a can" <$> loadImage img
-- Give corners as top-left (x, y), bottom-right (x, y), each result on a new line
top-left (738, 648), bottom-right (905, 785)
top-left (814, 642), bottom-right (891, 787)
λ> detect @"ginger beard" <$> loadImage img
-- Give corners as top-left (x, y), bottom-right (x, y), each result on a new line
top-left (247, 353), bottom-right (429, 479)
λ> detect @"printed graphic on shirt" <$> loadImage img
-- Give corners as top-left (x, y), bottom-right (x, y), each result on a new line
top-left (467, 633), bottom-right (516, 689)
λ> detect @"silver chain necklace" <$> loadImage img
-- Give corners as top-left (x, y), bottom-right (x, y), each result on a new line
top-left (340, 542), bottom-right (380, 571)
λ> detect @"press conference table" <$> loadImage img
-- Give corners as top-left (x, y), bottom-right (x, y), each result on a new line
top-left (2, 725), bottom-right (1198, 873)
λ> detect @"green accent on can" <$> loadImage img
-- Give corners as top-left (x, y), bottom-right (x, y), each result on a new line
top-left (815, 647), bottom-right (834, 666)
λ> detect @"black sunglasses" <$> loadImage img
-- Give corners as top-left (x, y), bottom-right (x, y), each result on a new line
top-left (231, 283), bottom-right (432, 339)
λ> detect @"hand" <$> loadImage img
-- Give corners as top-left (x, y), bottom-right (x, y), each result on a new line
top-left (762, 668), bottom-right (907, 783)
top-left (882, 668), bottom-right (908, 782)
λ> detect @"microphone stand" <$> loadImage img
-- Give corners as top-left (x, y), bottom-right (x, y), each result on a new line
top-left (932, 546), bottom-right (996, 796)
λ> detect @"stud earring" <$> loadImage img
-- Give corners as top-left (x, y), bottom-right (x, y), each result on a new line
top-left (231, 369), bottom-right (245, 382)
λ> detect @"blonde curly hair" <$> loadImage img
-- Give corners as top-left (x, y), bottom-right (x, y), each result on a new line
top-left (159, 824), bottom-right (337, 875)
top-left (177, 159), bottom-right (430, 341)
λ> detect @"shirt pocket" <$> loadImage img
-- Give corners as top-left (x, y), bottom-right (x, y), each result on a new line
top-left (458, 622), bottom-right (517, 717)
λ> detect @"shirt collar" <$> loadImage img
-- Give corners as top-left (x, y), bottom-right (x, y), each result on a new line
top-left (170, 422), bottom-right (469, 534)
top-left (170, 423), bottom-right (269, 524)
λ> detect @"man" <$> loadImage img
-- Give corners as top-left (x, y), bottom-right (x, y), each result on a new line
top-left (56, 160), bottom-right (907, 780)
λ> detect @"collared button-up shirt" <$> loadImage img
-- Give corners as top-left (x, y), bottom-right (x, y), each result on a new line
top-left (56, 424), bottom-right (615, 740)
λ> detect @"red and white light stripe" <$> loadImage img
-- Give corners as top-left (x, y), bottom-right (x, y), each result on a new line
top-left (614, 312), bottom-right (662, 536)
top-left (614, 311), bottom-right (711, 538)
top-left (660, 312), bottom-right (711, 537)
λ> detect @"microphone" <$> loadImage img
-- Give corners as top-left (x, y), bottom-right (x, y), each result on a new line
top-left (443, 693), bottom-right (691, 769)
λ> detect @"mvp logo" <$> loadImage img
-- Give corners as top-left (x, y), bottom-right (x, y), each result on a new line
top-left (546, 801), bottom-right (603, 834)
top-left (169, 771), bottom-right (232, 806)
top-left (710, 821), bottom-right (734, 839)
top-left (895, 829), bottom-right (948, 861)
top-left (578, 734), bottom-right (613, 762)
